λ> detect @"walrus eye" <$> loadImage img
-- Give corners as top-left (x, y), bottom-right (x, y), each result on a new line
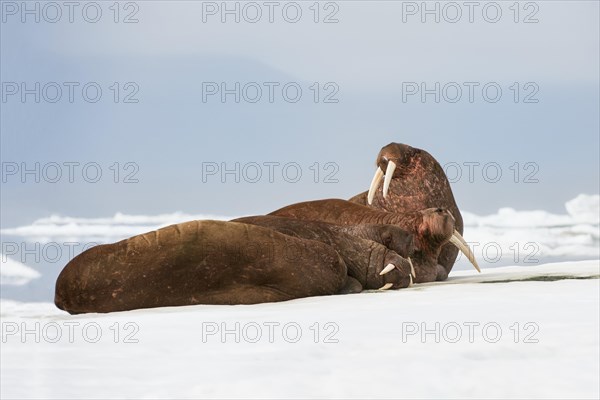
top-left (435, 208), bottom-right (443, 213)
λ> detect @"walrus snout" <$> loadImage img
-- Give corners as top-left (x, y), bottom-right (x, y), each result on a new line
top-left (419, 207), bottom-right (455, 243)
top-left (420, 207), bottom-right (481, 273)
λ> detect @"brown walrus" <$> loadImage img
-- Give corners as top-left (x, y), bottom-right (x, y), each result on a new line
top-left (269, 199), bottom-right (478, 283)
top-left (55, 219), bottom-right (414, 314)
top-left (350, 143), bottom-right (467, 277)
top-left (54, 143), bottom-right (478, 314)
top-left (233, 215), bottom-right (415, 290)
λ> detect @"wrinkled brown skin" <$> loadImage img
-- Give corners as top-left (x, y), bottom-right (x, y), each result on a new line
top-left (349, 143), bottom-right (463, 277)
top-left (55, 218), bottom-right (413, 314)
top-left (55, 143), bottom-right (461, 313)
top-left (270, 199), bottom-right (455, 283)
top-left (233, 215), bottom-right (413, 292)
top-left (56, 220), bottom-right (349, 314)
top-left (333, 224), bottom-right (415, 259)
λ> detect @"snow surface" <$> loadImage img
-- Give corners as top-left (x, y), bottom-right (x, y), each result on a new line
top-left (1, 194), bottom-right (598, 264)
top-left (461, 194), bottom-right (599, 260)
top-left (1, 261), bottom-right (598, 399)
top-left (0, 254), bottom-right (41, 286)
top-left (1, 195), bottom-right (599, 398)
top-left (0, 211), bottom-right (237, 243)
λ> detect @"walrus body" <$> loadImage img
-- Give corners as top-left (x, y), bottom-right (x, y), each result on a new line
top-left (55, 142), bottom-right (477, 314)
top-left (233, 215), bottom-right (414, 290)
top-left (269, 199), bottom-right (456, 283)
top-left (56, 218), bottom-right (413, 314)
top-left (350, 143), bottom-right (463, 275)
top-left (55, 220), bottom-right (349, 314)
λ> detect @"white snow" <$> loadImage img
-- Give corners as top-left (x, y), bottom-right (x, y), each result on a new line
top-left (0, 212), bottom-right (237, 243)
top-left (1, 195), bottom-right (598, 398)
top-left (0, 254), bottom-right (41, 286)
top-left (566, 194), bottom-right (600, 224)
top-left (463, 194), bottom-right (600, 228)
top-left (1, 260), bottom-right (598, 399)
top-left (458, 194), bottom-right (600, 263)
top-left (1, 194), bottom-right (598, 263)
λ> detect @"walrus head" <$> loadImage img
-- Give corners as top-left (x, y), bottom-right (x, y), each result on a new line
top-left (367, 143), bottom-right (420, 204)
top-left (414, 207), bottom-right (480, 275)
top-left (418, 208), bottom-right (455, 250)
top-left (364, 142), bottom-right (479, 275)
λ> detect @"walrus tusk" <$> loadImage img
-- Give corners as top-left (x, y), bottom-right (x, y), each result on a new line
top-left (407, 257), bottom-right (415, 279)
top-left (382, 160), bottom-right (396, 199)
top-left (367, 167), bottom-right (384, 205)
top-left (379, 263), bottom-right (396, 276)
top-left (379, 283), bottom-right (394, 290)
top-left (380, 259), bottom-right (416, 287)
top-left (448, 230), bottom-right (481, 272)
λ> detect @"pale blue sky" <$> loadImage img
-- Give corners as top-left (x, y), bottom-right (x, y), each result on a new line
top-left (1, 1), bottom-right (599, 228)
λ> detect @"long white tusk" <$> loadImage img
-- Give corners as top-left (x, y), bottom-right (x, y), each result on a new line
top-left (378, 283), bottom-right (393, 290)
top-left (407, 257), bottom-right (416, 279)
top-left (409, 274), bottom-right (413, 286)
top-left (379, 263), bottom-right (396, 276)
top-left (367, 167), bottom-right (384, 205)
top-left (382, 161), bottom-right (396, 198)
top-left (448, 230), bottom-right (481, 273)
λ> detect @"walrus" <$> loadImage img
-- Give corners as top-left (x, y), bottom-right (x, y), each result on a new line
top-left (269, 199), bottom-right (478, 283)
top-left (350, 143), bottom-right (467, 277)
top-left (54, 143), bottom-right (476, 314)
top-left (233, 215), bottom-right (415, 290)
top-left (55, 219), bottom-right (414, 314)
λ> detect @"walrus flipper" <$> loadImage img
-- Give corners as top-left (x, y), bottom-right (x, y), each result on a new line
top-left (232, 216), bottom-right (413, 291)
